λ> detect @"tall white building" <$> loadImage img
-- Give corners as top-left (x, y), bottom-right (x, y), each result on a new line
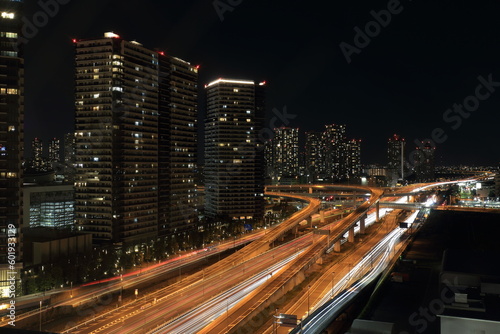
top-left (204, 79), bottom-right (266, 225)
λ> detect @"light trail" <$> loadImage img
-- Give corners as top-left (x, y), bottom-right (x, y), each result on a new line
top-left (151, 252), bottom-right (303, 334)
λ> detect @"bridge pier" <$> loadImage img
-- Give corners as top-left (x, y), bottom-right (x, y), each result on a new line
top-left (309, 187), bottom-right (313, 194)
top-left (334, 241), bottom-right (341, 253)
top-left (320, 210), bottom-right (325, 223)
top-left (306, 216), bottom-right (312, 228)
top-left (360, 214), bottom-right (366, 234)
top-left (376, 201), bottom-right (380, 223)
top-left (348, 227), bottom-right (355, 243)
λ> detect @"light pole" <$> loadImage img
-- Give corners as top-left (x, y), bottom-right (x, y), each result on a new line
top-left (331, 272), bottom-right (335, 299)
top-left (39, 300), bottom-right (42, 332)
top-left (119, 286), bottom-right (123, 306)
top-left (70, 281), bottom-right (73, 298)
top-left (307, 285), bottom-right (310, 315)
top-left (274, 308), bottom-right (279, 334)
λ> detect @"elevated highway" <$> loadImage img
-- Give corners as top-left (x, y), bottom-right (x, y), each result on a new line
top-left (198, 185), bottom-right (385, 334)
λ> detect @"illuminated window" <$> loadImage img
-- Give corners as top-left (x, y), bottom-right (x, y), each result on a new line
top-left (8, 126), bottom-right (15, 132)
top-left (0, 32), bottom-right (17, 38)
top-left (233, 89), bottom-right (239, 92)
top-left (1, 12), bottom-right (15, 19)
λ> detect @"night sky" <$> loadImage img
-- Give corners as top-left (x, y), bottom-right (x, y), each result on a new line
top-left (23, 0), bottom-right (500, 166)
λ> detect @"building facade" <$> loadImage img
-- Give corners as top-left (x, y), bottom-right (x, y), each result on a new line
top-left (74, 33), bottom-right (198, 245)
top-left (0, 0), bottom-right (24, 297)
top-left (23, 184), bottom-right (74, 230)
top-left (31, 137), bottom-right (44, 170)
top-left (322, 124), bottom-right (347, 181)
top-left (158, 56), bottom-right (198, 240)
top-left (204, 79), bottom-right (265, 226)
top-left (346, 139), bottom-right (362, 178)
top-left (305, 131), bottom-right (323, 183)
top-left (48, 137), bottom-right (60, 163)
top-left (268, 127), bottom-right (299, 181)
top-left (387, 134), bottom-right (405, 182)
top-left (415, 141), bottom-right (435, 181)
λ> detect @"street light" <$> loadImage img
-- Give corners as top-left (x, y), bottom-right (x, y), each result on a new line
top-left (274, 308), bottom-right (279, 334)
top-left (70, 281), bottom-right (73, 298)
top-left (331, 272), bottom-right (335, 299)
top-left (39, 300), bottom-right (42, 332)
top-left (307, 285), bottom-right (310, 315)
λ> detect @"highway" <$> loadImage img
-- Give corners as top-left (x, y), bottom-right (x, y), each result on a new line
top-left (0, 230), bottom-right (265, 329)
top-left (41, 180), bottom-right (489, 333)
top-left (288, 211), bottom-right (419, 334)
top-left (152, 252), bottom-right (303, 334)
top-left (198, 186), bottom-right (385, 334)
top-left (62, 216), bottom-right (319, 334)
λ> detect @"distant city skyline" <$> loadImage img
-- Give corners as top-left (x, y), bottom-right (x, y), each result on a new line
top-left (22, 0), bottom-right (500, 166)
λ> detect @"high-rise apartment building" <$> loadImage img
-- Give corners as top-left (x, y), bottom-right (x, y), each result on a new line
top-left (64, 132), bottom-right (75, 164)
top-left (387, 134), bottom-right (405, 181)
top-left (322, 124), bottom-right (347, 181)
top-left (0, 0), bottom-right (24, 297)
top-left (346, 139), bottom-right (362, 177)
top-left (48, 137), bottom-right (60, 162)
top-left (204, 79), bottom-right (265, 225)
top-left (32, 137), bottom-right (43, 166)
top-left (74, 33), bottom-right (198, 245)
top-left (63, 132), bottom-right (76, 181)
top-left (269, 127), bottom-right (299, 179)
top-left (305, 131), bottom-right (323, 182)
top-left (158, 56), bottom-right (198, 239)
top-left (415, 141), bottom-right (435, 181)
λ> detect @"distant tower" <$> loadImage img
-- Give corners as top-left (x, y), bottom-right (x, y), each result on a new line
top-left (415, 141), bottom-right (435, 181)
top-left (63, 133), bottom-right (76, 181)
top-left (387, 134), bottom-right (405, 181)
top-left (322, 124), bottom-right (347, 181)
top-left (32, 137), bottom-right (43, 169)
top-left (48, 138), bottom-right (60, 162)
top-left (204, 79), bottom-right (266, 226)
top-left (305, 131), bottom-right (323, 183)
top-left (270, 127), bottom-right (299, 180)
top-left (346, 139), bottom-right (362, 177)
top-left (63, 133), bottom-right (76, 165)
